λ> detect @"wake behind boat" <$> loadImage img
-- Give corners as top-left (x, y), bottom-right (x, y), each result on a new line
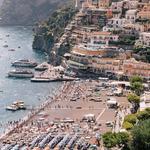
top-left (8, 69), bottom-right (34, 78)
top-left (12, 59), bottom-right (38, 68)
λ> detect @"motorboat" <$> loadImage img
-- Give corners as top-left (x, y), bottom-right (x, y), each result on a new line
top-left (13, 101), bottom-right (26, 109)
top-left (12, 59), bottom-right (37, 67)
top-left (6, 100), bottom-right (26, 111)
top-left (6, 104), bottom-right (18, 111)
top-left (8, 69), bottom-right (34, 78)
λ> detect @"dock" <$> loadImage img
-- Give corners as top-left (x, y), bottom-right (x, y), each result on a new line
top-left (32, 63), bottom-right (76, 82)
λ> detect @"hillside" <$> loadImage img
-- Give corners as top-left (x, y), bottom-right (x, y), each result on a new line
top-left (0, 0), bottom-right (73, 25)
top-left (0, 0), bottom-right (4, 7)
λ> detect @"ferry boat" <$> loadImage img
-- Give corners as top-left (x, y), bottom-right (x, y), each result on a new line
top-left (6, 101), bottom-right (26, 111)
top-left (8, 69), bottom-right (34, 78)
top-left (12, 59), bottom-right (38, 67)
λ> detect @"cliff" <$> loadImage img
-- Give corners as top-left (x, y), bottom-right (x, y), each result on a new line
top-left (32, 6), bottom-right (76, 55)
top-left (0, 0), bottom-right (73, 25)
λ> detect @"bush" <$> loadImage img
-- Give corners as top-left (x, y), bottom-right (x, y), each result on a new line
top-left (137, 109), bottom-right (150, 121)
top-left (127, 93), bottom-right (140, 104)
top-left (102, 132), bottom-right (130, 149)
top-left (124, 114), bottom-right (137, 125)
top-left (123, 121), bottom-right (134, 130)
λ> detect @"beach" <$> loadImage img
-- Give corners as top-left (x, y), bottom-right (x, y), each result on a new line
top-left (0, 79), bottom-right (130, 149)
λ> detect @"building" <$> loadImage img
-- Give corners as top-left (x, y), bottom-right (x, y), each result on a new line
top-left (107, 18), bottom-right (127, 29)
top-left (137, 3), bottom-right (150, 20)
top-left (99, 0), bottom-right (111, 8)
top-left (125, 9), bottom-right (137, 23)
top-left (136, 32), bottom-right (150, 47)
top-left (90, 57), bottom-right (122, 75)
top-left (123, 58), bottom-right (150, 79)
top-left (123, 0), bottom-right (138, 10)
top-left (140, 92), bottom-right (150, 111)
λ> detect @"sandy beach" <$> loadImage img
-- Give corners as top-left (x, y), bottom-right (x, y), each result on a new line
top-left (0, 79), bottom-right (129, 149)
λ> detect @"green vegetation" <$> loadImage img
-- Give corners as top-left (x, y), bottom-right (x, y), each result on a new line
top-left (104, 110), bottom-right (150, 149)
top-left (130, 76), bottom-right (143, 96)
top-left (130, 119), bottom-right (150, 150)
top-left (123, 108), bottom-right (150, 130)
top-left (133, 47), bottom-right (150, 63)
top-left (33, 6), bottom-right (76, 53)
top-left (122, 121), bottom-right (133, 130)
top-left (137, 108), bottom-right (150, 121)
top-left (110, 35), bottom-right (136, 46)
top-left (130, 75), bottom-right (143, 83)
top-left (124, 114), bottom-right (137, 125)
top-left (127, 93), bottom-right (140, 113)
top-left (102, 132), bottom-right (130, 149)
top-left (127, 93), bottom-right (140, 105)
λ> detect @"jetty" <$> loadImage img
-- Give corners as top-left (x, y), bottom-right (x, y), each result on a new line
top-left (32, 63), bottom-right (76, 82)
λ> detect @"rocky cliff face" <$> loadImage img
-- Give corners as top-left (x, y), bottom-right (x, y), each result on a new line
top-left (0, 0), bottom-right (73, 25)
top-left (32, 6), bottom-right (76, 64)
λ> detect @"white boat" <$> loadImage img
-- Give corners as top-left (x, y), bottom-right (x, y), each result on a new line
top-left (31, 77), bottom-right (51, 82)
top-left (8, 69), bottom-right (34, 78)
top-left (6, 101), bottom-right (26, 111)
top-left (6, 104), bottom-right (18, 111)
top-left (13, 101), bottom-right (26, 109)
top-left (12, 59), bottom-right (37, 67)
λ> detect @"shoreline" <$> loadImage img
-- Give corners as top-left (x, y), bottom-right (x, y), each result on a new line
top-left (0, 81), bottom-right (66, 140)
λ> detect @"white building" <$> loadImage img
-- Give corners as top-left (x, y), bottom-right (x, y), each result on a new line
top-left (123, 0), bottom-right (138, 10)
top-left (125, 10), bottom-right (137, 23)
top-left (140, 92), bottom-right (150, 111)
top-left (137, 32), bottom-right (150, 47)
top-left (111, 1), bottom-right (123, 12)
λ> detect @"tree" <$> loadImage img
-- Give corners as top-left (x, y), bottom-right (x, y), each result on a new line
top-left (116, 132), bottom-right (130, 149)
top-left (137, 109), bottom-right (150, 121)
top-left (102, 132), bottom-right (130, 149)
top-left (127, 93), bottom-right (140, 112)
top-left (130, 76), bottom-right (143, 95)
top-left (102, 132), bottom-right (118, 148)
top-left (130, 76), bottom-right (143, 84)
top-left (131, 82), bottom-right (144, 96)
top-left (130, 119), bottom-right (150, 150)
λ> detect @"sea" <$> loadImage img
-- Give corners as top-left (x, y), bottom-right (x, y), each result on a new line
top-left (0, 26), bottom-right (61, 134)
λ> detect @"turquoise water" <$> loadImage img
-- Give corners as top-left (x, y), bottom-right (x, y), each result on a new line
top-left (0, 26), bottom-right (61, 133)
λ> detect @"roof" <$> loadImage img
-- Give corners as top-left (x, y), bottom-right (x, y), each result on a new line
top-left (107, 100), bottom-right (117, 104)
top-left (126, 9), bottom-right (137, 15)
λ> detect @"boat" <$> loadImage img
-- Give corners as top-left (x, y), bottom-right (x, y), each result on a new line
top-left (8, 49), bottom-right (15, 52)
top-left (12, 59), bottom-right (38, 67)
top-left (35, 64), bottom-right (48, 71)
top-left (8, 69), bottom-right (34, 78)
top-left (6, 104), bottom-right (18, 111)
top-left (6, 101), bottom-right (26, 111)
top-left (3, 44), bottom-right (8, 48)
top-left (31, 77), bottom-right (51, 82)
top-left (13, 101), bottom-right (26, 109)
